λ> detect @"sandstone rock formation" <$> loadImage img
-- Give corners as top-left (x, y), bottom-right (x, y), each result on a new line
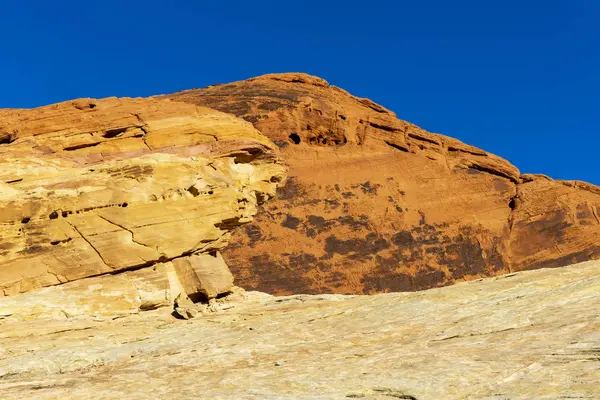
top-left (0, 97), bottom-right (286, 306)
top-left (0, 86), bottom-right (598, 399)
top-left (164, 73), bottom-right (600, 294)
top-left (1, 260), bottom-right (598, 399)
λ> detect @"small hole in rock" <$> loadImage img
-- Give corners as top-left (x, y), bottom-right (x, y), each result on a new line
top-left (49, 211), bottom-right (59, 220)
top-left (21, 217), bottom-right (30, 224)
top-left (103, 127), bottom-right (127, 138)
top-left (89, 103), bottom-right (97, 109)
top-left (289, 133), bottom-right (301, 144)
top-left (121, 203), bottom-right (128, 208)
top-left (62, 211), bottom-right (69, 218)
top-left (187, 186), bottom-right (200, 197)
top-left (50, 239), bottom-right (72, 246)
top-left (0, 135), bottom-right (15, 145)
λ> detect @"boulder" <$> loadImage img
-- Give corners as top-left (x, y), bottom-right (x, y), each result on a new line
top-left (172, 252), bottom-right (234, 300)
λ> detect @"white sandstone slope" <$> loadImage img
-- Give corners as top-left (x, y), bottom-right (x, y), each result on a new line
top-left (1, 260), bottom-right (598, 399)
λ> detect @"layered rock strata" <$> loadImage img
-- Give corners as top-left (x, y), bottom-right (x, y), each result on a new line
top-left (0, 97), bottom-right (286, 308)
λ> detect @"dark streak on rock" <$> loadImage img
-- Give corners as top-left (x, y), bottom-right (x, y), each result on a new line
top-left (281, 215), bottom-right (301, 230)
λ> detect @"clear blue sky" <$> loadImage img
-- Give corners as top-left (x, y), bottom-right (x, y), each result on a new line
top-left (1, 1), bottom-right (598, 184)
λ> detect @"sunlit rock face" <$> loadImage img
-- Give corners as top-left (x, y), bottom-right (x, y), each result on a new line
top-left (1, 261), bottom-right (598, 399)
top-left (0, 96), bottom-right (286, 307)
top-left (164, 72), bottom-right (600, 295)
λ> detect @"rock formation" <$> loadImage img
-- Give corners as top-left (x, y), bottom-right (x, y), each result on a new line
top-left (164, 73), bottom-right (600, 294)
top-left (1, 260), bottom-right (598, 399)
top-left (0, 75), bottom-right (598, 399)
top-left (0, 97), bottom-right (286, 308)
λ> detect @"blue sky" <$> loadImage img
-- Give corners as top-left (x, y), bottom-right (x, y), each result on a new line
top-left (1, 1), bottom-right (598, 184)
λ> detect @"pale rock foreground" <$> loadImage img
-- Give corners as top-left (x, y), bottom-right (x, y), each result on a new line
top-left (1, 261), bottom-right (598, 399)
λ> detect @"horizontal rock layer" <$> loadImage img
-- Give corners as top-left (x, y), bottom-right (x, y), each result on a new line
top-left (1, 261), bottom-right (598, 399)
top-left (164, 73), bottom-right (600, 294)
top-left (0, 97), bottom-right (286, 299)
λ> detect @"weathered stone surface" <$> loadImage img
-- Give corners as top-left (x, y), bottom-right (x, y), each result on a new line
top-left (509, 176), bottom-right (600, 271)
top-left (0, 262), bottom-right (182, 319)
top-left (0, 261), bottom-right (598, 399)
top-left (164, 73), bottom-right (600, 294)
top-left (173, 292), bottom-right (199, 319)
top-left (172, 251), bottom-right (234, 300)
top-left (0, 97), bottom-right (286, 301)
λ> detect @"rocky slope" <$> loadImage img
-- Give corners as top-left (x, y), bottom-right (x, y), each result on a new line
top-left (164, 73), bottom-right (600, 294)
top-left (1, 260), bottom-right (598, 399)
top-left (0, 97), bottom-right (286, 306)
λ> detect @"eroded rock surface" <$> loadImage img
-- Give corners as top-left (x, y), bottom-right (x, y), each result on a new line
top-left (0, 97), bottom-right (286, 304)
top-left (1, 261), bottom-right (598, 399)
top-left (164, 73), bottom-right (600, 294)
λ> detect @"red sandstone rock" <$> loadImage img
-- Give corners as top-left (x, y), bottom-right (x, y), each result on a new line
top-left (163, 73), bottom-right (600, 294)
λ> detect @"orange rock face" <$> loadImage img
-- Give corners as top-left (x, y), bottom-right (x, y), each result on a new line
top-left (164, 73), bottom-right (600, 295)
